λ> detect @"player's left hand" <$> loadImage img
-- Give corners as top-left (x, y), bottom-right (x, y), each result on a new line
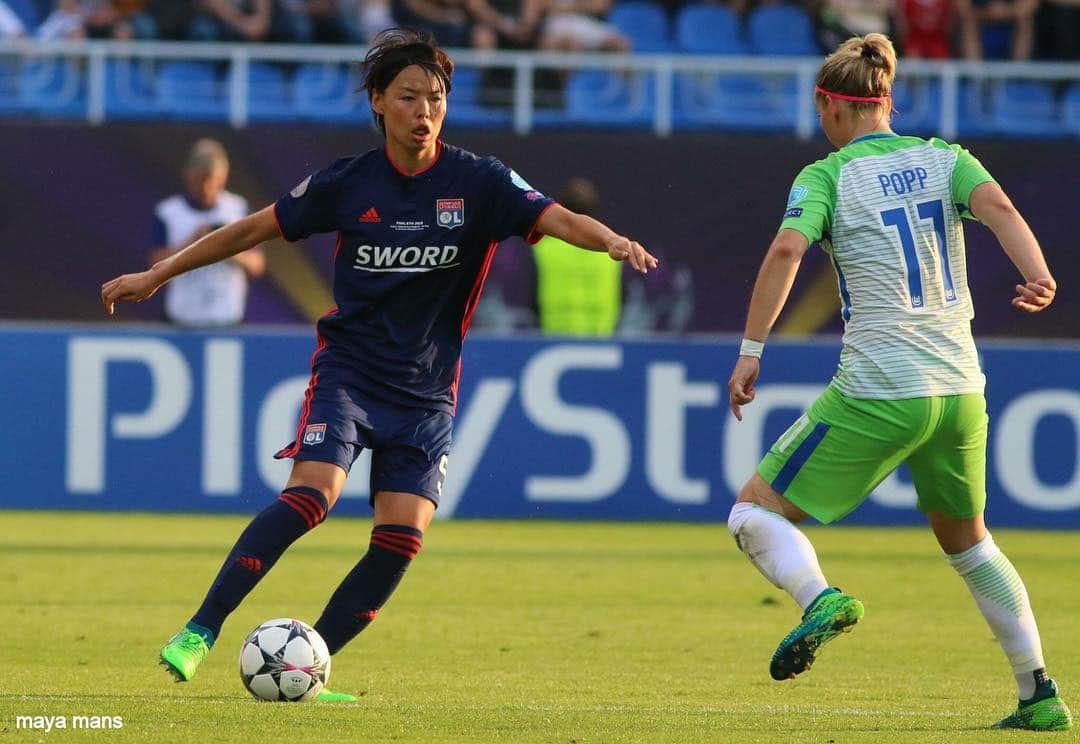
top-left (1012, 277), bottom-right (1055, 313)
top-left (728, 355), bottom-right (760, 421)
top-left (100, 270), bottom-right (165, 315)
top-left (606, 235), bottom-right (659, 274)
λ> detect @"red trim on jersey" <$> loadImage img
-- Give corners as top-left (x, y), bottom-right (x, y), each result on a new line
top-left (385, 139), bottom-right (443, 178)
top-left (451, 240), bottom-right (499, 409)
top-left (525, 202), bottom-right (560, 245)
top-left (332, 231), bottom-right (342, 262)
top-left (275, 312), bottom-right (334, 459)
top-left (272, 201), bottom-right (288, 241)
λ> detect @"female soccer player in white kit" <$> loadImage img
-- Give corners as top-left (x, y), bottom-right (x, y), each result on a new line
top-left (726, 33), bottom-right (1071, 731)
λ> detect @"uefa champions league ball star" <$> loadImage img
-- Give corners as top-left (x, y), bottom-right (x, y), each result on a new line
top-left (239, 619), bottom-right (331, 702)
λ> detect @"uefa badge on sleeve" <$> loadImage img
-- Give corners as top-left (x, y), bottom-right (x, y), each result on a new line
top-left (436, 199), bottom-right (464, 229)
top-left (302, 423), bottom-right (326, 446)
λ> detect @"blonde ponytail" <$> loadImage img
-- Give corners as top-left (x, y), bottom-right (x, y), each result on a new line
top-left (816, 33), bottom-right (897, 114)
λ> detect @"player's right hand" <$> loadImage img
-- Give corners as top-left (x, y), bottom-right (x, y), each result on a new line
top-left (1012, 277), bottom-right (1055, 313)
top-left (100, 270), bottom-right (164, 316)
top-left (728, 356), bottom-right (760, 421)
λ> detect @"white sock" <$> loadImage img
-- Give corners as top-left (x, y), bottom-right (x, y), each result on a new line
top-left (727, 502), bottom-right (829, 610)
top-left (946, 532), bottom-right (1046, 700)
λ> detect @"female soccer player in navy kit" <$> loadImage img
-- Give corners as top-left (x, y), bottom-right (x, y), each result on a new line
top-left (101, 28), bottom-right (658, 699)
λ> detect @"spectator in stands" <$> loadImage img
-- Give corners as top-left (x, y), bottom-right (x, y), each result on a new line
top-left (537, 0), bottom-right (629, 53)
top-left (188, 0), bottom-right (274, 42)
top-left (956, 0), bottom-right (1038, 59)
top-left (532, 177), bottom-right (623, 336)
top-left (1036, 0), bottom-right (1079, 59)
top-left (896, 0), bottom-right (954, 58)
top-left (356, 0), bottom-right (396, 41)
top-left (150, 139), bottom-right (265, 327)
top-left (390, 0), bottom-right (471, 47)
top-left (37, 0), bottom-right (157, 39)
top-left (468, 0), bottom-right (543, 50)
top-left (812, 0), bottom-right (894, 54)
top-left (0, 1), bottom-right (26, 37)
top-left (273, 0), bottom-right (362, 43)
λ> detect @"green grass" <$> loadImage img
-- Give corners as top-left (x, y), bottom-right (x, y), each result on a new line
top-left (1, 510), bottom-right (1078, 742)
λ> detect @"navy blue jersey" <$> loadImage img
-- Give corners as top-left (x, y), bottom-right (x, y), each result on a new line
top-left (274, 142), bottom-right (557, 413)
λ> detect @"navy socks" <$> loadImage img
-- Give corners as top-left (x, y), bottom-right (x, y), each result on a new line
top-left (191, 486), bottom-right (328, 639)
top-left (314, 525), bottom-right (424, 654)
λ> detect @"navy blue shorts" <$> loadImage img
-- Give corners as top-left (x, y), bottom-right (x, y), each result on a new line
top-left (274, 369), bottom-right (453, 507)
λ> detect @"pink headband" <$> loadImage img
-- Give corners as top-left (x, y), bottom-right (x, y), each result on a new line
top-left (814, 85), bottom-right (889, 103)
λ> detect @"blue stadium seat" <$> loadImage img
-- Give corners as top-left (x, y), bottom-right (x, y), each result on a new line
top-left (1064, 84), bottom-right (1080, 135)
top-left (157, 61), bottom-right (226, 120)
top-left (104, 59), bottom-right (157, 119)
top-left (293, 62), bottom-right (365, 124)
top-left (247, 62), bottom-right (292, 122)
top-left (969, 82), bottom-right (996, 138)
top-left (445, 67), bottom-right (513, 128)
top-left (5, 0), bottom-right (40, 28)
top-left (17, 58), bottom-right (86, 117)
top-left (675, 73), bottom-right (785, 130)
top-left (676, 4), bottom-right (747, 55)
top-left (608, 2), bottom-right (672, 53)
top-left (747, 4), bottom-right (818, 56)
top-left (565, 69), bottom-right (655, 127)
top-left (0, 59), bottom-right (22, 114)
top-left (890, 78), bottom-right (941, 135)
top-left (989, 81), bottom-right (1062, 137)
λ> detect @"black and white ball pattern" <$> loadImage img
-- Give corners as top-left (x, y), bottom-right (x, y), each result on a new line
top-left (239, 618), bottom-right (331, 702)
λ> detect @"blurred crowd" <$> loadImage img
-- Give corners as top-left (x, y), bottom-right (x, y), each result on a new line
top-left (0, 0), bottom-right (1075, 60)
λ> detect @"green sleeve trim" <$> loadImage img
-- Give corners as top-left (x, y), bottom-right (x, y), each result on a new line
top-left (931, 138), bottom-right (997, 221)
top-left (778, 158), bottom-right (837, 244)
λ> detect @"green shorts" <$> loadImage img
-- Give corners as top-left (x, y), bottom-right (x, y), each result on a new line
top-left (756, 384), bottom-right (988, 524)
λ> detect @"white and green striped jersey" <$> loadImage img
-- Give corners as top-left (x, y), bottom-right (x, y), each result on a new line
top-left (780, 132), bottom-right (996, 399)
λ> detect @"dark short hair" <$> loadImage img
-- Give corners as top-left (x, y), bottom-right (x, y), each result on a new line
top-left (360, 28), bottom-right (454, 135)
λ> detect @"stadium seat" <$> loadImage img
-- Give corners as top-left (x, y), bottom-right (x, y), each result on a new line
top-left (989, 80), bottom-right (1062, 137)
top-left (1063, 84), bottom-right (1080, 135)
top-left (157, 61), bottom-right (226, 120)
top-left (293, 62), bottom-right (366, 124)
top-left (608, 1), bottom-right (673, 53)
top-left (0, 59), bottom-right (22, 114)
top-left (565, 69), bottom-right (656, 127)
top-left (104, 59), bottom-right (158, 120)
top-left (16, 58), bottom-right (86, 117)
top-left (676, 4), bottom-right (748, 55)
top-left (5, 0), bottom-right (39, 28)
top-left (675, 73), bottom-right (790, 131)
top-left (890, 78), bottom-right (941, 135)
top-left (747, 4), bottom-right (819, 56)
top-left (247, 62), bottom-right (293, 122)
top-left (445, 67), bottom-right (513, 128)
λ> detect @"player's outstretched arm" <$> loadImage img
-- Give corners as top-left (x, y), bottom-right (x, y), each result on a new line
top-left (535, 204), bottom-right (658, 275)
top-left (101, 205), bottom-right (279, 315)
top-left (729, 228), bottom-right (809, 420)
top-left (969, 182), bottom-right (1056, 313)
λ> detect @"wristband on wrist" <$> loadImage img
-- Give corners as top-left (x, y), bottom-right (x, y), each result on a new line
top-left (739, 338), bottom-right (764, 358)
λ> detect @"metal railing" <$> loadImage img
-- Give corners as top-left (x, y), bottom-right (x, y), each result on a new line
top-left (1, 39), bottom-right (1078, 139)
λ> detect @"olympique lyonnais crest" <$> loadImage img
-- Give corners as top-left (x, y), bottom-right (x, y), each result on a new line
top-left (436, 199), bottom-right (464, 229)
top-left (303, 423), bottom-right (326, 445)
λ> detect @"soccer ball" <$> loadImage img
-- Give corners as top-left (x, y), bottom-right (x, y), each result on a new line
top-left (238, 618), bottom-right (331, 702)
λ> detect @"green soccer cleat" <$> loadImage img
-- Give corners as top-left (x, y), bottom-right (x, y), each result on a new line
top-left (769, 588), bottom-right (864, 681)
top-left (992, 680), bottom-right (1073, 731)
top-left (316, 689), bottom-right (358, 702)
top-left (159, 628), bottom-right (211, 682)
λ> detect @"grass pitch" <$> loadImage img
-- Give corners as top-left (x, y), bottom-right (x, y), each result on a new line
top-left (2, 510), bottom-right (1079, 743)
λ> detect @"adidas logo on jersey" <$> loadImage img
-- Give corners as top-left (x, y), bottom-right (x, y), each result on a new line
top-left (359, 207), bottom-right (381, 223)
